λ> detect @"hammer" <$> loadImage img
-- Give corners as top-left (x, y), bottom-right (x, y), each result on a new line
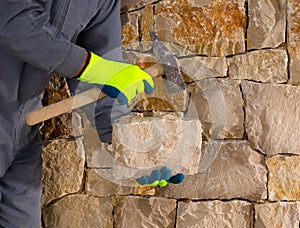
top-left (26, 31), bottom-right (185, 126)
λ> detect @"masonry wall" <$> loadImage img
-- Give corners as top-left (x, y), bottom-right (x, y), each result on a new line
top-left (41, 0), bottom-right (300, 227)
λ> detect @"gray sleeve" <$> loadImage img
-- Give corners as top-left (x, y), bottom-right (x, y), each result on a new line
top-left (0, 0), bottom-right (86, 77)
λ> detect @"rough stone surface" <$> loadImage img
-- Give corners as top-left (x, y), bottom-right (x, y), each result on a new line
top-left (114, 196), bottom-right (177, 228)
top-left (267, 155), bottom-right (300, 201)
top-left (247, 0), bottom-right (286, 50)
top-left (179, 56), bottom-right (227, 81)
top-left (121, 0), bottom-right (156, 12)
top-left (255, 202), bottom-right (300, 228)
top-left (188, 79), bottom-right (244, 140)
top-left (121, 12), bottom-right (140, 49)
top-left (41, 139), bottom-right (85, 206)
top-left (288, 0), bottom-right (300, 85)
top-left (112, 116), bottom-right (202, 176)
top-left (153, 0), bottom-right (246, 56)
top-left (242, 81), bottom-right (300, 155)
top-left (228, 49), bottom-right (288, 83)
top-left (160, 141), bottom-right (267, 201)
top-left (85, 169), bottom-right (134, 197)
top-left (177, 200), bottom-right (252, 227)
top-left (43, 195), bottom-right (113, 228)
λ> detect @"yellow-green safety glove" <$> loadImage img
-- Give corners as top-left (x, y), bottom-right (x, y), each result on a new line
top-left (77, 52), bottom-right (154, 104)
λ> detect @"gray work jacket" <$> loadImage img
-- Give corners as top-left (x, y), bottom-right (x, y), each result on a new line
top-left (0, 0), bottom-right (122, 175)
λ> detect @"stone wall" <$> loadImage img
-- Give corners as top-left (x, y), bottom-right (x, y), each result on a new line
top-left (41, 0), bottom-right (300, 227)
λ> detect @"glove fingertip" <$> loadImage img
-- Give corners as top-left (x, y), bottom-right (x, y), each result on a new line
top-left (143, 80), bottom-right (154, 94)
top-left (149, 169), bottom-right (161, 183)
top-left (136, 176), bottom-right (149, 185)
top-left (169, 173), bottom-right (185, 185)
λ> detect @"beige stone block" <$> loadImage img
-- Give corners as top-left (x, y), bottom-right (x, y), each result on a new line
top-left (154, 0), bottom-right (246, 56)
top-left (248, 0), bottom-right (286, 50)
top-left (288, 0), bottom-right (300, 85)
top-left (267, 155), bottom-right (300, 201)
top-left (179, 56), bottom-right (227, 81)
top-left (255, 202), bottom-right (300, 228)
top-left (188, 79), bottom-right (244, 140)
top-left (114, 196), bottom-right (176, 228)
top-left (121, 12), bottom-right (140, 49)
top-left (177, 200), bottom-right (252, 227)
top-left (242, 81), bottom-right (300, 155)
top-left (85, 169), bottom-right (134, 197)
top-left (159, 141), bottom-right (267, 201)
top-left (42, 139), bottom-right (85, 206)
top-left (43, 195), bottom-right (113, 228)
top-left (111, 116), bottom-right (202, 176)
top-left (228, 49), bottom-right (288, 83)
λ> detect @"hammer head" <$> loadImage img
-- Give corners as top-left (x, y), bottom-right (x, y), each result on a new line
top-left (149, 30), bottom-right (185, 94)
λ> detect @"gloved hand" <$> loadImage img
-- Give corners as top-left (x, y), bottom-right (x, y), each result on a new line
top-left (76, 52), bottom-right (154, 104)
top-left (135, 166), bottom-right (184, 187)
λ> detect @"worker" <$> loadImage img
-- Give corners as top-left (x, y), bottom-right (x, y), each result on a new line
top-left (0, 0), bottom-right (154, 227)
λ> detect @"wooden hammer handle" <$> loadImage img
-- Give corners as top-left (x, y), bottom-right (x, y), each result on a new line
top-left (26, 64), bottom-right (163, 126)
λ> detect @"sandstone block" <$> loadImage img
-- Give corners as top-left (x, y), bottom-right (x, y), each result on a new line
top-left (255, 202), bottom-right (300, 228)
top-left (179, 56), bottom-right (227, 81)
top-left (247, 0), bottom-right (286, 50)
top-left (288, 0), bottom-right (300, 85)
top-left (267, 155), bottom-right (300, 201)
top-left (85, 169), bottom-right (134, 197)
top-left (177, 200), bottom-right (252, 227)
top-left (242, 81), bottom-right (300, 155)
top-left (188, 79), bottom-right (244, 140)
top-left (121, 0), bottom-right (156, 12)
top-left (121, 12), bottom-right (140, 49)
top-left (114, 196), bottom-right (176, 228)
top-left (42, 139), bottom-right (85, 206)
top-left (228, 49), bottom-right (288, 83)
top-left (111, 116), bottom-right (202, 176)
top-left (43, 195), bottom-right (113, 228)
top-left (154, 0), bottom-right (246, 56)
top-left (160, 141), bottom-right (267, 201)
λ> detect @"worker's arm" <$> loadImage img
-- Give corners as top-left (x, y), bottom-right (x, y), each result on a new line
top-left (0, 0), bottom-right (86, 77)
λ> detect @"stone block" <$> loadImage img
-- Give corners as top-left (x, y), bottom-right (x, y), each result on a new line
top-left (42, 138), bottom-right (85, 206)
top-left (179, 56), bottom-right (227, 81)
top-left (242, 81), bottom-right (300, 155)
top-left (188, 79), bottom-right (244, 140)
top-left (153, 0), bottom-right (246, 56)
top-left (267, 155), bottom-right (300, 201)
top-left (228, 49), bottom-right (288, 83)
top-left (114, 196), bottom-right (176, 228)
top-left (111, 116), bottom-right (202, 176)
top-left (255, 202), bottom-right (300, 228)
top-left (288, 0), bottom-right (300, 85)
top-left (247, 0), bottom-right (286, 50)
top-left (43, 195), bottom-right (113, 227)
top-left (121, 12), bottom-right (140, 49)
top-left (159, 141), bottom-right (267, 201)
top-left (177, 200), bottom-right (252, 227)
top-left (121, 0), bottom-right (156, 12)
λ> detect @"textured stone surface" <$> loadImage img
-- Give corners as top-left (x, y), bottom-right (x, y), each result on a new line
top-left (121, 12), bottom-right (139, 49)
top-left (247, 0), bottom-right (286, 50)
top-left (85, 169), bottom-right (134, 197)
top-left (267, 155), bottom-right (300, 201)
top-left (228, 49), bottom-right (288, 83)
top-left (121, 0), bottom-right (156, 12)
top-left (288, 0), bottom-right (300, 85)
top-left (179, 56), bottom-right (227, 81)
top-left (154, 0), bottom-right (246, 56)
top-left (242, 81), bottom-right (300, 155)
top-left (43, 195), bottom-right (113, 228)
top-left (42, 139), bottom-right (85, 206)
top-left (188, 79), bottom-right (244, 140)
top-left (114, 196), bottom-right (176, 228)
top-left (112, 116), bottom-right (202, 175)
top-left (160, 141), bottom-right (267, 201)
top-left (255, 202), bottom-right (300, 228)
top-left (133, 77), bottom-right (189, 112)
top-left (177, 200), bottom-right (252, 227)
